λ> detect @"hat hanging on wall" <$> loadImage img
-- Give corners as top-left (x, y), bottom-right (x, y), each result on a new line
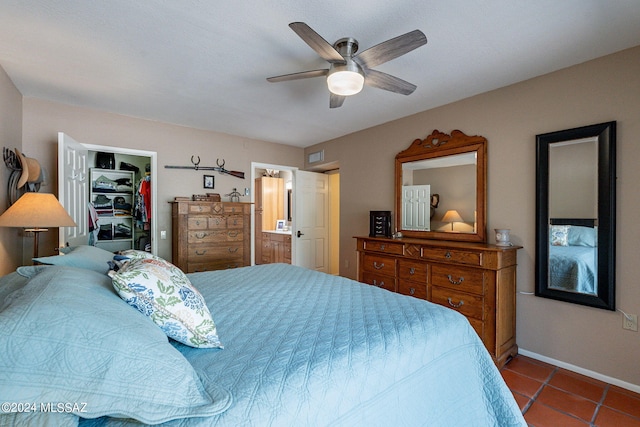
top-left (15, 148), bottom-right (42, 189)
top-left (3, 147), bottom-right (48, 208)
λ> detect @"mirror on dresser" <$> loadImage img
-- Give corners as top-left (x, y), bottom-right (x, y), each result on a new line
top-left (535, 121), bottom-right (616, 310)
top-left (395, 129), bottom-right (487, 242)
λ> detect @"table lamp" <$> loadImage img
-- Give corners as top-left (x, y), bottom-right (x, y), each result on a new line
top-left (441, 210), bottom-right (464, 232)
top-left (0, 192), bottom-right (77, 259)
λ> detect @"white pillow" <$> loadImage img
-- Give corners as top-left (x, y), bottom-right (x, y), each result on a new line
top-left (111, 257), bottom-right (222, 348)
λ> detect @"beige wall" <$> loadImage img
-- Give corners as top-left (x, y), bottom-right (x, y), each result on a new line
top-left (306, 46), bottom-right (640, 386)
top-left (0, 66), bottom-right (24, 275)
top-left (15, 98), bottom-right (303, 264)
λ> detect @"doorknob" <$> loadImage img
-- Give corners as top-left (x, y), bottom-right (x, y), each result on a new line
top-left (297, 230), bottom-right (304, 238)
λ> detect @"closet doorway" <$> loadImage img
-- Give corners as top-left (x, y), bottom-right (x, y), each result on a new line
top-left (58, 133), bottom-right (158, 254)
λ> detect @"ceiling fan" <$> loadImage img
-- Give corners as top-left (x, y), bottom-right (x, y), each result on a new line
top-left (267, 22), bottom-right (428, 108)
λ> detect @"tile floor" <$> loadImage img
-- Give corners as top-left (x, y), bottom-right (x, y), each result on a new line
top-left (501, 355), bottom-right (640, 426)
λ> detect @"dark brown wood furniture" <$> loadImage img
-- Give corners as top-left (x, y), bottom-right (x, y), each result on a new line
top-left (171, 200), bottom-right (251, 272)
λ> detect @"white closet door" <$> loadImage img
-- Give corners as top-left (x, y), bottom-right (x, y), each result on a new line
top-left (58, 132), bottom-right (89, 248)
top-left (402, 185), bottom-right (430, 231)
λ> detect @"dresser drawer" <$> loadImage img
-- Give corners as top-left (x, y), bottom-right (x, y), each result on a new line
top-left (187, 203), bottom-right (212, 214)
top-left (431, 264), bottom-right (485, 295)
top-left (398, 279), bottom-right (427, 300)
top-left (188, 243), bottom-right (243, 261)
top-left (187, 216), bottom-right (212, 229)
top-left (187, 258), bottom-right (243, 273)
top-left (223, 204), bottom-right (246, 214)
top-left (362, 254), bottom-right (397, 276)
top-left (188, 229), bottom-right (243, 243)
top-left (362, 239), bottom-right (404, 255)
top-left (226, 214), bottom-right (244, 229)
top-left (467, 317), bottom-right (484, 339)
top-left (362, 272), bottom-right (396, 293)
top-left (187, 215), bottom-right (228, 229)
top-left (398, 259), bottom-right (428, 283)
top-left (431, 286), bottom-right (484, 321)
top-left (421, 247), bottom-right (483, 266)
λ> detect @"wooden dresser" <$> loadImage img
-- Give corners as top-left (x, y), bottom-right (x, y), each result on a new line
top-left (171, 201), bottom-right (251, 272)
top-left (355, 236), bottom-right (520, 367)
top-left (261, 231), bottom-right (292, 264)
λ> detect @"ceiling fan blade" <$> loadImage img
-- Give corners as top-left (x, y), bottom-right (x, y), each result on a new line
top-left (364, 69), bottom-right (417, 95)
top-left (289, 22), bottom-right (345, 63)
top-left (267, 69), bottom-right (329, 83)
top-left (354, 29), bottom-right (427, 69)
top-left (330, 93), bottom-right (346, 108)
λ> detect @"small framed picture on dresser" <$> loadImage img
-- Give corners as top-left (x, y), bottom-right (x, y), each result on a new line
top-left (203, 175), bottom-right (214, 189)
top-left (276, 219), bottom-right (286, 231)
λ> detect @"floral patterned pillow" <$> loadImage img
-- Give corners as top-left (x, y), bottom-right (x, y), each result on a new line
top-left (550, 225), bottom-right (570, 246)
top-left (111, 257), bottom-right (222, 348)
top-left (118, 249), bottom-right (160, 261)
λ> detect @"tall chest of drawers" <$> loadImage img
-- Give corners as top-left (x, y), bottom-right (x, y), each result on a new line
top-left (356, 236), bottom-right (520, 368)
top-left (171, 201), bottom-right (251, 272)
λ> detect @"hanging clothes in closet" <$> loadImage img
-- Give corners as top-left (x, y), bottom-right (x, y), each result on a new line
top-left (134, 174), bottom-right (152, 251)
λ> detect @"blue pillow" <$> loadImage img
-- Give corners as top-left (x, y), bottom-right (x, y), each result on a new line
top-left (568, 226), bottom-right (597, 247)
top-left (0, 266), bottom-right (231, 424)
top-left (34, 245), bottom-right (115, 274)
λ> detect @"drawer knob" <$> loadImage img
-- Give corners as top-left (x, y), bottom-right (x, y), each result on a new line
top-left (195, 250), bottom-right (207, 256)
top-left (446, 274), bottom-right (465, 285)
top-left (409, 267), bottom-right (415, 275)
top-left (380, 244), bottom-right (386, 250)
top-left (447, 297), bottom-right (464, 308)
top-left (409, 287), bottom-right (415, 296)
top-left (228, 247), bottom-right (239, 253)
top-left (195, 232), bottom-right (208, 239)
top-left (228, 231), bottom-right (239, 237)
top-left (445, 251), bottom-right (452, 259)
top-left (372, 279), bottom-right (385, 288)
top-left (373, 261), bottom-right (385, 270)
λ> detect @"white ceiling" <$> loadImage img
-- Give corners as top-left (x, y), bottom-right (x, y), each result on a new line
top-left (1, 1), bottom-right (639, 148)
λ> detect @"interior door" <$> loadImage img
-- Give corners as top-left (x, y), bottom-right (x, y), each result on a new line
top-left (402, 184), bottom-right (430, 231)
top-left (293, 170), bottom-right (329, 272)
top-left (58, 132), bottom-right (89, 247)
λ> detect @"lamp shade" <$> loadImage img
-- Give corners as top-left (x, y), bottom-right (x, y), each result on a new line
top-left (441, 210), bottom-right (464, 224)
top-left (0, 192), bottom-right (76, 228)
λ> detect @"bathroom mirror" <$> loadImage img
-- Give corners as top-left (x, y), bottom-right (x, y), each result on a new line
top-left (535, 121), bottom-right (616, 310)
top-left (395, 129), bottom-right (487, 242)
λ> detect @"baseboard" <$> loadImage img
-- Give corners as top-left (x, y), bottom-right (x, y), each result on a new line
top-left (519, 348), bottom-right (640, 394)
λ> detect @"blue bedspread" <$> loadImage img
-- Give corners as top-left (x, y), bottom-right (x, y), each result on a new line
top-left (549, 245), bottom-right (597, 294)
top-left (81, 264), bottom-right (524, 427)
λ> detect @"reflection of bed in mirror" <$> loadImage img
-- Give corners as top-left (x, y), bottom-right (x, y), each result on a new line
top-left (549, 218), bottom-right (597, 295)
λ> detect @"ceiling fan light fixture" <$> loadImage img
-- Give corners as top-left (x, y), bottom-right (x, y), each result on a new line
top-left (327, 62), bottom-right (364, 96)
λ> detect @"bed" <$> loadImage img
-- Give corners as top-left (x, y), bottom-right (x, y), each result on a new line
top-left (0, 246), bottom-right (525, 426)
top-left (549, 219), bottom-right (598, 294)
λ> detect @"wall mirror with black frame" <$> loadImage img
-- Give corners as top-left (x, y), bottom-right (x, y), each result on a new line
top-left (535, 121), bottom-right (616, 310)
